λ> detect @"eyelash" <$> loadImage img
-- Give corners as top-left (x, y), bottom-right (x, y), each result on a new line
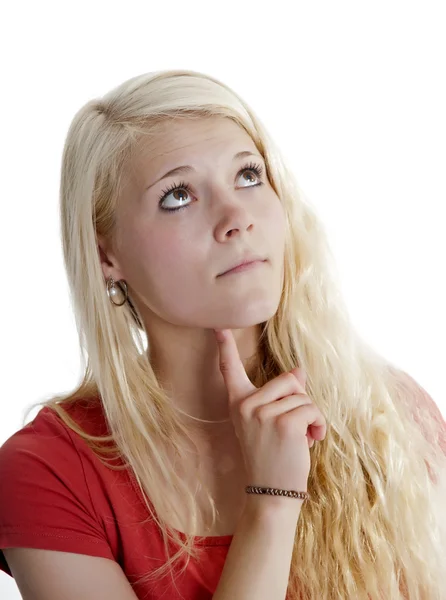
top-left (157, 161), bottom-right (265, 213)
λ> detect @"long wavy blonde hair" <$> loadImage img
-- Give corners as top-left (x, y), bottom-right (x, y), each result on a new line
top-left (24, 69), bottom-right (446, 599)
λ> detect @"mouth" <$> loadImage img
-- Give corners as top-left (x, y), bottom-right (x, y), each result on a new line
top-left (217, 259), bottom-right (267, 277)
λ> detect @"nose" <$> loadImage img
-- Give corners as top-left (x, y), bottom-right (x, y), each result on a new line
top-left (213, 197), bottom-right (254, 241)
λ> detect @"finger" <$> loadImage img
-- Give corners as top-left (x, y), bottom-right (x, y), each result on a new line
top-left (310, 423), bottom-right (327, 440)
top-left (254, 393), bottom-right (312, 421)
top-left (306, 410), bottom-right (327, 440)
top-left (289, 366), bottom-right (307, 392)
top-left (279, 402), bottom-right (327, 438)
top-left (288, 369), bottom-right (327, 440)
top-left (245, 372), bottom-right (307, 412)
top-left (214, 329), bottom-right (256, 401)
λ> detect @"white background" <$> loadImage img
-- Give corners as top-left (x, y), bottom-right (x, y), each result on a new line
top-left (1, 0), bottom-right (445, 597)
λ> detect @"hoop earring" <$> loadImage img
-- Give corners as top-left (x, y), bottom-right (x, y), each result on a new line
top-left (106, 276), bottom-right (128, 306)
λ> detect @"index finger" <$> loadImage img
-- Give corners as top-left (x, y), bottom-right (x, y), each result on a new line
top-left (213, 329), bottom-right (256, 401)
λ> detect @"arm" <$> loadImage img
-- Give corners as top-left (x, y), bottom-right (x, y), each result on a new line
top-left (4, 501), bottom-right (301, 600)
top-left (0, 410), bottom-right (138, 598)
top-left (211, 328), bottom-right (321, 599)
top-left (3, 548), bottom-right (139, 600)
top-left (212, 496), bottom-right (302, 600)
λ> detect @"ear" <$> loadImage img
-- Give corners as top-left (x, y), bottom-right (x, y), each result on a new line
top-left (96, 233), bottom-right (125, 282)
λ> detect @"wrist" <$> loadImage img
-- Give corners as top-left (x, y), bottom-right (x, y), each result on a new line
top-left (243, 492), bottom-right (304, 521)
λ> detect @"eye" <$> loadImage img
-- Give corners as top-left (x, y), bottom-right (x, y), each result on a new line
top-left (157, 180), bottom-right (193, 213)
top-left (157, 161), bottom-right (265, 213)
top-left (236, 161), bottom-right (264, 188)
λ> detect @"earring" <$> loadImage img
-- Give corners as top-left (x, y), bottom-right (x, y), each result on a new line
top-left (106, 276), bottom-right (128, 306)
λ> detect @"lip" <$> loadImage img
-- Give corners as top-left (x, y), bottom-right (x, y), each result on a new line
top-left (217, 258), bottom-right (267, 277)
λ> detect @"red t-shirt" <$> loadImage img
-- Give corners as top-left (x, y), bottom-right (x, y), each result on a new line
top-left (1, 387), bottom-right (445, 598)
top-left (0, 399), bottom-right (235, 599)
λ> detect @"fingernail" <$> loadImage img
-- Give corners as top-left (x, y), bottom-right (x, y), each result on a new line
top-left (214, 329), bottom-right (225, 342)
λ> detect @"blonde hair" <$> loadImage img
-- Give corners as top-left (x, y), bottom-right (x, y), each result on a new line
top-left (25, 69), bottom-right (446, 599)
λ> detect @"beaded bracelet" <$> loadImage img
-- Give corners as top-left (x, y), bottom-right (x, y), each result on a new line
top-left (245, 485), bottom-right (309, 500)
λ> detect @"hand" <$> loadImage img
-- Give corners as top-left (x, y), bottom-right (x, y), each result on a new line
top-left (214, 328), bottom-right (327, 505)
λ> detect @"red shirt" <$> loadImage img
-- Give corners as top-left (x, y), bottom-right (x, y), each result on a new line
top-left (0, 400), bottom-right (235, 599)
top-left (1, 388), bottom-right (445, 598)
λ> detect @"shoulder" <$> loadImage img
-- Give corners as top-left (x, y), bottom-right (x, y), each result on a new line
top-left (0, 396), bottom-right (119, 519)
top-left (0, 399), bottom-right (115, 577)
top-left (0, 398), bottom-right (106, 467)
top-left (0, 405), bottom-right (75, 474)
top-left (0, 399), bottom-right (105, 510)
top-left (386, 367), bottom-right (446, 453)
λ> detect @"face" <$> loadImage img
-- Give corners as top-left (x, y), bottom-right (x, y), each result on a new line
top-left (99, 116), bottom-right (286, 331)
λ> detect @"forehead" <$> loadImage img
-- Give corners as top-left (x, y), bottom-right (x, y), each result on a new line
top-left (133, 116), bottom-right (258, 170)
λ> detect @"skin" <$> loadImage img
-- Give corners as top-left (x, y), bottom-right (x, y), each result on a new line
top-left (97, 116), bottom-right (286, 433)
top-left (1, 121), bottom-right (303, 597)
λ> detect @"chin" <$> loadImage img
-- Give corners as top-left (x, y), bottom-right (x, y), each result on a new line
top-left (206, 296), bottom-right (280, 330)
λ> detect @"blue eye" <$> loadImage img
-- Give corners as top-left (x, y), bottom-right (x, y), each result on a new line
top-left (157, 162), bottom-right (265, 213)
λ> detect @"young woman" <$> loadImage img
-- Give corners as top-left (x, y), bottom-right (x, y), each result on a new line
top-left (0, 69), bottom-right (445, 600)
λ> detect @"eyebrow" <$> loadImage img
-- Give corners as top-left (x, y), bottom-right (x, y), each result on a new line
top-left (144, 150), bottom-right (263, 191)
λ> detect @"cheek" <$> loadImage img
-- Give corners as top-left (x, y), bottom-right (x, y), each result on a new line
top-left (263, 196), bottom-right (286, 243)
top-left (137, 229), bottom-right (201, 287)
top-left (136, 230), bottom-right (209, 323)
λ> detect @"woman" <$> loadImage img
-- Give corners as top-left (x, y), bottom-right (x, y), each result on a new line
top-left (0, 69), bottom-right (445, 599)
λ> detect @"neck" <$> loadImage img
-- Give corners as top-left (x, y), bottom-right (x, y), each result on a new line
top-left (146, 323), bottom-right (263, 423)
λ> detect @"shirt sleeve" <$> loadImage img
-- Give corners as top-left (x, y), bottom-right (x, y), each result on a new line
top-left (0, 408), bottom-right (115, 577)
